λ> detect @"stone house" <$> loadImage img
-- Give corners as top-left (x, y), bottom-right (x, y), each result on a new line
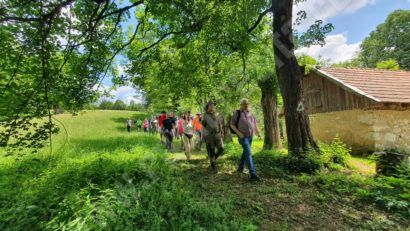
top-left (302, 67), bottom-right (410, 154)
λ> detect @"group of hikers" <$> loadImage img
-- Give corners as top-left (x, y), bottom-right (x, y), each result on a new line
top-left (125, 98), bottom-right (261, 181)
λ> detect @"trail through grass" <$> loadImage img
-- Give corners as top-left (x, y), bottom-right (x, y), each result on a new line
top-left (0, 111), bottom-right (408, 230)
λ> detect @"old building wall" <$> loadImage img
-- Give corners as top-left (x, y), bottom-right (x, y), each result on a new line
top-left (309, 109), bottom-right (410, 154)
top-left (372, 110), bottom-right (410, 153)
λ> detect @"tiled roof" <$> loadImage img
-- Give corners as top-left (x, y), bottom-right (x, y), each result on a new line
top-left (315, 67), bottom-right (410, 103)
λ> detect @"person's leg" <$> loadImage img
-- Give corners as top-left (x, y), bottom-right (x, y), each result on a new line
top-left (207, 136), bottom-right (217, 170)
top-left (237, 138), bottom-right (247, 171)
top-left (189, 137), bottom-right (194, 155)
top-left (127, 126), bottom-right (131, 132)
top-left (180, 136), bottom-right (185, 151)
top-left (242, 136), bottom-right (256, 177)
top-left (215, 136), bottom-right (224, 159)
top-left (198, 131), bottom-right (203, 151)
top-left (169, 132), bottom-right (174, 150)
top-left (183, 135), bottom-right (190, 160)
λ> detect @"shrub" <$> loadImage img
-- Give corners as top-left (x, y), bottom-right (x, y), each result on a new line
top-left (319, 137), bottom-right (351, 168)
top-left (300, 170), bottom-right (410, 218)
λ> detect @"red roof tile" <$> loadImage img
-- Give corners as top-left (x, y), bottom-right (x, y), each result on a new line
top-left (315, 67), bottom-right (410, 103)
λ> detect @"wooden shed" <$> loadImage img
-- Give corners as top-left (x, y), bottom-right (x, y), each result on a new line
top-left (303, 67), bottom-right (410, 154)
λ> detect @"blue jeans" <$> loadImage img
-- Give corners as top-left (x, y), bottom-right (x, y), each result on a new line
top-left (238, 136), bottom-right (256, 176)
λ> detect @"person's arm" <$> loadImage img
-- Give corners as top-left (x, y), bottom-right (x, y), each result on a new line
top-left (219, 117), bottom-right (225, 139)
top-left (230, 112), bottom-right (244, 138)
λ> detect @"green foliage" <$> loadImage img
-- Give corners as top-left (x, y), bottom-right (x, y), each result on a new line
top-left (99, 100), bottom-right (114, 110)
top-left (332, 57), bottom-right (363, 68)
top-left (376, 59), bottom-right (400, 70)
top-left (359, 10), bottom-right (410, 70)
top-left (301, 170), bottom-right (409, 218)
top-left (297, 54), bottom-right (318, 74)
top-left (319, 137), bottom-right (351, 168)
top-left (112, 99), bottom-right (127, 110)
top-left (0, 0), bottom-right (131, 149)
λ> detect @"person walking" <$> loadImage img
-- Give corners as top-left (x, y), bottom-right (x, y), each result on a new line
top-left (143, 118), bottom-right (149, 133)
top-left (136, 118), bottom-right (143, 132)
top-left (202, 102), bottom-right (224, 171)
top-left (182, 113), bottom-right (194, 161)
top-left (230, 98), bottom-right (261, 181)
top-left (126, 117), bottom-right (133, 132)
top-left (162, 112), bottom-right (176, 151)
top-left (158, 111), bottom-right (167, 142)
top-left (193, 112), bottom-right (203, 151)
top-left (150, 115), bottom-right (158, 135)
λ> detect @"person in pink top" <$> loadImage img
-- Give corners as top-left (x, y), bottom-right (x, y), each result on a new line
top-left (143, 118), bottom-right (149, 133)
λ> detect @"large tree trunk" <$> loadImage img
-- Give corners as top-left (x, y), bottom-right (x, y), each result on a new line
top-left (259, 77), bottom-right (281, 150)
top-left (272, 0), bottom-right (318, 155)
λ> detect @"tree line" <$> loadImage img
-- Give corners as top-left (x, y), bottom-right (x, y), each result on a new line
top-left (96, 99), bottom-right (146, 111)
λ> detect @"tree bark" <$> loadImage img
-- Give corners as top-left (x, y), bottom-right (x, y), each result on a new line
top-left (259, 76), bottom-right (281, 150)
top-left (272, 0), bottom-right (318, 155)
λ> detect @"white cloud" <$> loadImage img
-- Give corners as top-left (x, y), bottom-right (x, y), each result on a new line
top-left (296, 33), bottom-right (360, 63)
top-left (97, 85), bottom-right (144, 105)
top-left (294, 0), bottom-right (376, 30)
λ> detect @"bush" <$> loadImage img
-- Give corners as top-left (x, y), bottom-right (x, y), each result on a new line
top-left (300, 170), bottom-right (410, 218)
top-left (281, 151), bottom-right (323, 174)
top-left (319, 137), bottom-right (351, 168)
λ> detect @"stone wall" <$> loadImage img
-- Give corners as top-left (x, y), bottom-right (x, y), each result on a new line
top-left (309, 109), bottom-right (410, 154)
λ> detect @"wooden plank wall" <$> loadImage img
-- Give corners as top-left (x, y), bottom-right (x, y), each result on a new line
top-left (302, 72), bottom-right (379, 114)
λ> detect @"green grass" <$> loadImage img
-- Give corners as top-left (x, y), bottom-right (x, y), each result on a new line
top-left (0, 110), bottom-right (408, 230)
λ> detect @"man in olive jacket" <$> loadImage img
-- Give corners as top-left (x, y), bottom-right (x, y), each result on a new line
top-left (202, 101), bottom-right (224, 171)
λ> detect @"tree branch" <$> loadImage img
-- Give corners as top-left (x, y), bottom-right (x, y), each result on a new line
top-left (137, 31), bottom-right (183, 57)
top-left (247, 6), bottom-right (273, 33)
top-left (92, 0), bottom-right (144, 22)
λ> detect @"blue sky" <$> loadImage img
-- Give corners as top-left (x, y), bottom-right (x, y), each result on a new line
top-left (296, 0), bottom-right (410, 62)
top-left (106, 0), bottom-right (410, 104)
top-left (329, 0), bottom-right (410, 43)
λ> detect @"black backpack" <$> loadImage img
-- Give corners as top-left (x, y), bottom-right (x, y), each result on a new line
top-left (229, 110), bottom-right (241, 135)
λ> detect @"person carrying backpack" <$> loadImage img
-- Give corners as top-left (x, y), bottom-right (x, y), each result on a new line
top-left (162, 112), bottom-right (176, 151)
top-left (202, 101), bottom-right (224, 171)
top-left (230, 98), bottom-right (262, 181)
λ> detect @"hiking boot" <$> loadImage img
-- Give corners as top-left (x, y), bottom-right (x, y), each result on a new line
top-left (236, 168), bottom-right (244, 174)
top-left (250, 175), bottom-right (261, 182)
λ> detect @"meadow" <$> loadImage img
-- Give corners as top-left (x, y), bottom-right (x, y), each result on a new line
top-left (0, 110), bottom-right (408, 230)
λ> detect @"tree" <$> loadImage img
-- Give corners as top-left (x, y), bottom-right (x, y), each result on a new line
top-left (0, 0), bottom-right (140, 151)
top-left (99, 100), bottom-right (113, 110)
top-left (359, 10), bottom-right (410, 70)
top-left (112, 99), bottom-right (127, 110)
top-left (258, 75), bottom-right (281, 149)
top-left (376, 59), bottom-right (400, 70)
top-left (272, 0), bottom-right (324, 154)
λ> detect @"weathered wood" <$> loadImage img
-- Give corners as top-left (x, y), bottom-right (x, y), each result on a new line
top-left (302, 71), bottom-right (390, 114)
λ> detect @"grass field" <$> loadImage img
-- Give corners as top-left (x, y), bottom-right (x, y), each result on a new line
top-left (0, 110), bottom-right (408, 230)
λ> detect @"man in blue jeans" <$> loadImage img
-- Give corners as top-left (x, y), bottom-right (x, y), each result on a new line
top-left (230, 98), bottom-right (261, 181)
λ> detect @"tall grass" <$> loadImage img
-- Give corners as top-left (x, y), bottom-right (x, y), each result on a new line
top-left (0, 111), bottom-right (251, 230)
